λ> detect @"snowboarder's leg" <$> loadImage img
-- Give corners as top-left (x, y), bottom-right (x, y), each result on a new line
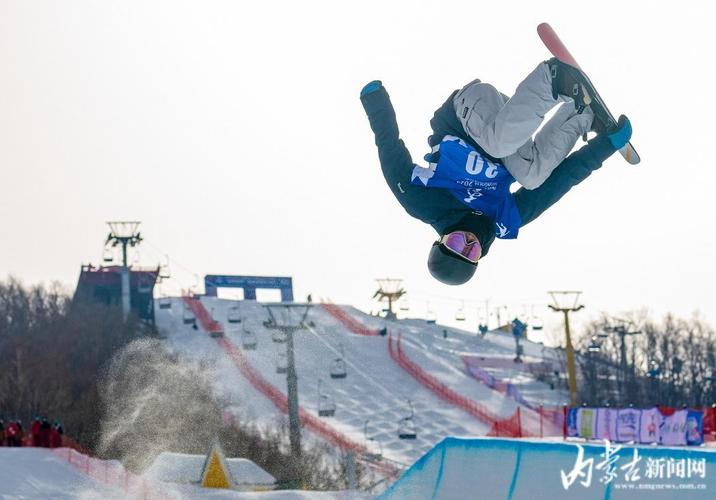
top-left (502, 104), bottom-right (593, 189)
top-left (453, 62), bottom-right (560, 160)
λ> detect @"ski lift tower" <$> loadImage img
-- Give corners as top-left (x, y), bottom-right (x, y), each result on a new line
top-left (105, 221), bottom-right (142, 320)
top-left (372, 278), bottom-right (406, 320)
top-left (603, 318), bottom-right (642, 395)
top-left (548, 290), bottom-right (584, 407)
top-left (263, 302), bottom-right (312, 458)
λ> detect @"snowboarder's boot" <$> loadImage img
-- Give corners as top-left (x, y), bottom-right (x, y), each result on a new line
top-left (547, 57), bottom-right (610, 134)
top-left (547, 57), bottom-right (594, 111)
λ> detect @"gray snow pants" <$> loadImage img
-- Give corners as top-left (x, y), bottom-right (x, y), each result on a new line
top-left (453, 62), bottom-right (594, 189)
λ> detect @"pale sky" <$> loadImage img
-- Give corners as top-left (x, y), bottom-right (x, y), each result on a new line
top-left (1, 0), bottom-right (714, 341)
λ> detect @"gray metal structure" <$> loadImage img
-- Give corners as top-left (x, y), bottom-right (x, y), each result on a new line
top-left (263, 302), bottom-right (311, 458)
top-left (105, 221), bottom-right (142, 320)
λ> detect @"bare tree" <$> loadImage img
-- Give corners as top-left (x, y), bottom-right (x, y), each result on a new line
top-left (576, 312), bottom-right (716, 408)
top-left (0, 277), bottom-right (139, 448)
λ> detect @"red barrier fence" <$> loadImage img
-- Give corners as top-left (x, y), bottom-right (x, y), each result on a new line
top-left (320, 303), bottom-right (379, 336)
top-left (51, 447), bottom-right (171, 500)
top-left (183, 296), bottom-right (224, 336)
top-left (387, 333), bottom-right (565, 438)
top-left (388, 332), bottom-right (522, 436)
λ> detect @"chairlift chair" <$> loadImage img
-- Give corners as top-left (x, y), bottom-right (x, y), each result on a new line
top-left (588, 336), bottom-right (601, 353)
top-left (329, 358), bottom-right (347, 379)
top-left (531, 316), bottom-right (544, 331)
top-left (317, 380), bottom-right (336, 417)
top-left (363, 420), bottom-right (383, 462)
top-left (158, 298), bottom-right (172, 310)
top-left (158, 255), bottom-right (171, 280)
top-left (227, 306), bottom-right (242, 324)
top-left (272, 330), bottom-right (287, 343)
top-left (426, 304), bottom-right (437, 324)
top-left (276, 351), bottom-right (288, 374)
top-left (242, 330), bottom-right (257, 350)
top-left (102, 249), bottom-right (113, 263)
top-left (399, 301), bottom-right (410, 312)
top-left (318, 394), bottom-right (336, 417)
top-left (530, 305), bottom-right (544, 330)
top-left (182, 309), bottom-right (196, 326)
top-left (455, 301), bottom-right (466, 321)
top-left (398, 417), bottom-right (418, 440)
top-left (398, 400), bottom-right (418, 440)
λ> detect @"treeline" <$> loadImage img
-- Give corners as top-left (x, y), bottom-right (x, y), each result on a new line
top-left (0, 277), bottom-right (138, 450)
top-left (575, 312), bottom-right (716, 408)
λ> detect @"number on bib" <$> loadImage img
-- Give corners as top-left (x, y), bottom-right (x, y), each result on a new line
top-left (465, 151), bottom-right (484, 175)
top-left (485, 160), bottom-right (499, 179)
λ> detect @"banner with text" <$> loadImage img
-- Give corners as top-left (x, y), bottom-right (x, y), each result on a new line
top-left (566, 407), bottom-right (704, 446)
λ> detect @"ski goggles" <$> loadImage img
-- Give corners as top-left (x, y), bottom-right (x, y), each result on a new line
top-left (439, 231), bottom-right (482, 264)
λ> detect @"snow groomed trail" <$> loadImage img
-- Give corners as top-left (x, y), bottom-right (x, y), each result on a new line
top-left (214, 334), bottom-right (399, 477)
top-left (182, 296), bottom-right (398, 476)
top-left (156, 297), bottom-right (566, 470)
top-left (328, 305), bottom-right (563, 437)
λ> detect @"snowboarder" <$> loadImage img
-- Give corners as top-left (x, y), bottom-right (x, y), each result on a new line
top-left (360, 59), bottom-right (632, 285)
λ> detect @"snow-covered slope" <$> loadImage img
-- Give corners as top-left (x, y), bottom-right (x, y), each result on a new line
top-left (0, 447), bottom-right (366, 500)
top-left (0, 448), bottom-right (135, 499)
top-left (156, 297), bottom-right (566, 467)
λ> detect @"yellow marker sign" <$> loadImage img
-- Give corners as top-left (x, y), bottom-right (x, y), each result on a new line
top-left (200, 443), bottom-right (233, 489)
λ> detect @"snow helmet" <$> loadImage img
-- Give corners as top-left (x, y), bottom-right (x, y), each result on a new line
top-left (427, 240), bottom-right (478, 285)
top-left (428, 214), bottom-right (493, 285)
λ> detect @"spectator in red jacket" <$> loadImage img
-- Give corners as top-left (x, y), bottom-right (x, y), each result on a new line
top-left (49, 421), bottom-right (63, 448)
top-left (39, 417), bottom-right (51, 447)
top-left (0, 419), bottom-right (5, 446)
top-left (5, 420), bottom-right (22, 447)
top-left (30, 416), bottom-right (42, 447)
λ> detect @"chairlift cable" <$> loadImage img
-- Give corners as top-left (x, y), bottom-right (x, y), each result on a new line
top-left (304, 323), bottom-right (413, 406)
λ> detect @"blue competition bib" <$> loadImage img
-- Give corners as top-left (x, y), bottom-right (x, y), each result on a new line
top-left (410, 135), bottom-right (522, 239)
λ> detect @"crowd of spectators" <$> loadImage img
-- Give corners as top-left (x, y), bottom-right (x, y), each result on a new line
top-left (0, 416), bottom-right (64, 448)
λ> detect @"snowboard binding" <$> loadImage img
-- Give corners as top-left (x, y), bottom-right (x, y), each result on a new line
top-left (548, 58), bottom-right (592, 113)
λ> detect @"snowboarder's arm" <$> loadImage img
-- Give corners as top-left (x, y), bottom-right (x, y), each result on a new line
top-left (361, 81), bottom-right (470, 227)
top-left (513, 132), bottom-right (618, 227)
top-left (360, 81), bottom-right (415, 181)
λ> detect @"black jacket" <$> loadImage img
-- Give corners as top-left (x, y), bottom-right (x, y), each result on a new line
top-left (360, 85), bottom-right (617, 258)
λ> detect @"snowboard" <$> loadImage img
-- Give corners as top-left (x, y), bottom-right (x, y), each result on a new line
top-left (537, 22), bottom-right (641, 165)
